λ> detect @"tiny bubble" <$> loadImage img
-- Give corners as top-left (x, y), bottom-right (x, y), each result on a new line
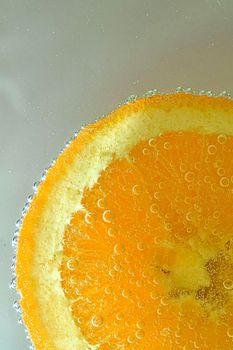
top-left (217, 167), bottom-right (225, 176)
top-left (136, 320), bottom-right (145, 329)
top-left (132, 184), bottom-right (142, 195)
top-left (103, 210), bottom-right (114, 223)
top-left (227, 328), bottom-right (233, 337)
top-left (220, 177), bottom-right (229, 187)
top-left (163, 142), bottom-right (171, 150)
top-left (160, 327), bottom-right (171, 336)
top-left (150, 203), bottom-right (158, 214)
top-left (184, 171), bottom-right (194, 183)
top-left (148, 138), bottom-right (157, 147)
top-left (223, 279), bottom-right (233, 290)
top-left (207, 144), bottom-right (217, 155)
top-left (135, 329), bottom-right (145, 340)
top-left (217, 134), bottom-right (227, 144)
top-left (67, 258), bottom-right (78, 271)
top-left (142, 148), bottom-right (149, 155)
top-left (10, 277), bottom-right (16, 290)
top-left (91, 315), bottom-right (103, 327)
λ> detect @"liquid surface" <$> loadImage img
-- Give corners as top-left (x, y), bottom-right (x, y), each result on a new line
top-left (61, 132), bottom-right (233, 349)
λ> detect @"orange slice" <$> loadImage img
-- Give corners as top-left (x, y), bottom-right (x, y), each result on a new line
top-left (16, 92), bottom-right (233, 350)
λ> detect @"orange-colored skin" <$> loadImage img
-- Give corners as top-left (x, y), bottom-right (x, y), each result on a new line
top-left (16, 93), bottom-right (233, 350)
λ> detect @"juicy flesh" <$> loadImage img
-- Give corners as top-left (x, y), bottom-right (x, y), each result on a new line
top-left (61, 131), bottom-right (233, 350)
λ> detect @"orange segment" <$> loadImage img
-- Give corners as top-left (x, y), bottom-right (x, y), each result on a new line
top-left (16, 93), bottom-right (233, 350)
top-left (61, 131), bottom-right (233, 349)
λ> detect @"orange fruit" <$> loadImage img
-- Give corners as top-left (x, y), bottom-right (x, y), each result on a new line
top-left (15, 92), bottom-right (233, 350)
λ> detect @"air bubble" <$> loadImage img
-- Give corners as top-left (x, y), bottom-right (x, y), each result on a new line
top-left (107, 227), bottom-right (116, 237)
top-left (160, 296), bottom-right (170, 306)
top-left (70, 276), bottom-right (78, 285)
top-left (184, 171), bottom-right (194, 182)
top-left (125, 94), bottom-right (138, 103)
top-left (153, 192), bottom-right (160, 200)
top-left (199, 90), bottom-right (206, 95)
top-left (84, 213), bottom-right (93, 225)
top-left (97, 198), bottom-right (106, 208)
top-left (142, 148), bottom-right (149, 155)
top-left (165, 222), bottom-right (172, 231)
top-left (160, 327), bottom-right (171, 336)
top-left (186, 211), bottom-right (193, 221)
top-left (163, 142), bottom-right (171, 150)
top-left (194, 162), bottom-right (201, 170)
top-left (213, 210), bottom-right (220, 219)
top-left (223, 279), bottom-right (233, 290)
top-left (148, 138), bottom-right (157, 147)
top-left (179, 163), bottom-right (187, 172)
top-left (217, 168), bottom-right (225, 176)
top-left (27, 194), bottom-right (33, 203)
top-left (220, 177), bottom-right (229, 187)
top-left (127, 335), bottom-right (134, 344)
top-left (136, 320), bottom-right (145, 329)
top-left (207, 144), bottom-right (217, 155)
top-left (22, 203), bottom-right (30, 215)
top-left (113, 243), bottom-right (125, 255)
top-left (104, 286), bottom-right (113, 295)
top-left (103, 210), bottom-right (114, 223)
top-left (132, 185), bottom-right (142, 195)
top-left (176, 86), bottom-right (184, 92)
top-left (219, 90), bottom-right (231, 97)
top-left (150, 203), bottom-right (158, 214)
top-left (204, 176), bottom-right (210, 183)
top-left (137, 242), bottom-right (145, 251)
top-left (150, 291), bottom-right (158, 300)
top-left (227, 328), bottom-right (233, 337)
top-left (116, 312), bottom-right (123, 321)
top-left (136, 279), bottom-right (143, 287)
top-left (13, 301), bottom-right (21, 313)
top-left (77, 317), bottom-right (84, 325)
top-left (113, 333), bottom-right (121, 341)
top-left (33, 181), bottom-right (40, 192)
top-left (10, 277), bottom-right (16, 290)
top-left (113, 263), bottom-right (122, 272)
top-left (67, 258), bottom-right (79, 271)
top-left (91, 315), bottom-right (103, 327)
top-left (137, 301), bottom-right (145, 308)
top-left (186, 87), bottom-right (194, 93)
top-left (15, 219), bottom-right (22, 229)
top-left (12, 235), bottom-right (18, 248)
top-left (135, 329), bottom-right (145, 340)
top-left (143, 89), bottom-right (160, 97)
top-left (122, 289), bottom-right (131, 298)
top-left (193, 341), bottom-right (200, 349)
top-left (217, 134), bottom-right (227, 144)
top-left (128, 268), bottom-right (135, 276)
top-left (18, 316), bottom-right (23, 325)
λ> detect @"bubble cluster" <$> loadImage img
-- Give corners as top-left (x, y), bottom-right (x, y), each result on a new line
top-left (60, 131), bottom-right (233, 349)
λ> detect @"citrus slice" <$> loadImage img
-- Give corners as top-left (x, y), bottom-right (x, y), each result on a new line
top-left (16, 92), bottom-right (233, 350)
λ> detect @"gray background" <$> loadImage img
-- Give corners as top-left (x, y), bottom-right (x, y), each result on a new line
top-left (1, 1), bottom-right (233, 349)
